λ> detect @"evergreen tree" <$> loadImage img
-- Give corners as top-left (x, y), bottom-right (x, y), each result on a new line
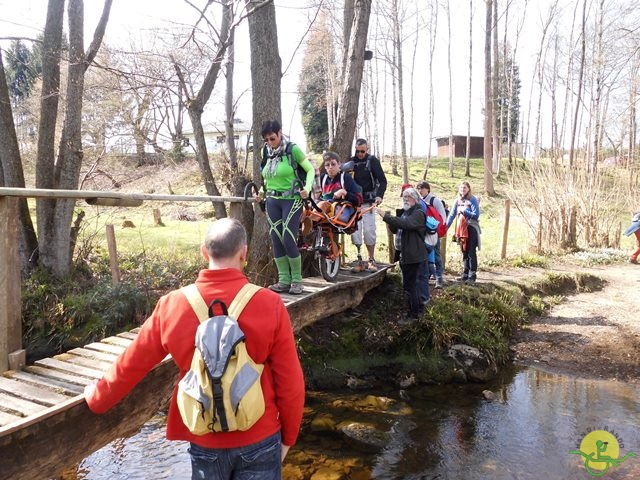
top-left (299, 14), bottom-right (335, 153)
top-left (5, 40), bottom-right (41, 101)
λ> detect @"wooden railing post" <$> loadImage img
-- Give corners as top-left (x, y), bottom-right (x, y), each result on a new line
top-left (0, 197), bottom-right (24, 372)
top-left (105, 224), bottom-right (121, 286)
top-left (501, 199), bottom-right (511, 259)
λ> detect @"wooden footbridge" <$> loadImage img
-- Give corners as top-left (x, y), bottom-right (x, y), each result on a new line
top-left (0, 188), bottom-right (394, 480)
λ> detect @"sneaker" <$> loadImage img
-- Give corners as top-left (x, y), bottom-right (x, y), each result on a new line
top-left (367, 259), bottom-right (379, 272)
top-left (351, 261), bottom-right (367, 273)
top-left (268, 282), bottom-right (290, 293)
top-left (289, 283), bottom-right (304, 295)
top-left (435, 278), bottom-right (444, 289)
top-left (630, 258), bottom-right (639, 264)
top-left (456, 275), bottom-right (468, 282)
top-left (465, 276), bottom-right (476, 283)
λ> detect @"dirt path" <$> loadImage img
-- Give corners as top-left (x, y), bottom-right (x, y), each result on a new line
top-left (485, 263), bottom-right (640, 383)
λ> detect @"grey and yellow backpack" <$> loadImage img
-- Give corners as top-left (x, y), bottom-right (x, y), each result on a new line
top-left (177, 283), bottom-right (265, 434)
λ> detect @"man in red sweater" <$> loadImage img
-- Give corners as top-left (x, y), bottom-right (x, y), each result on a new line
top-left (85, 218), bottom-right (305, 479)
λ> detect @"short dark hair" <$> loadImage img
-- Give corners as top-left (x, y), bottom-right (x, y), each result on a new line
top-left (261, 120), bottom-right (281, 138)
top-left (416, 181), bottom-right (430, 191)
top-left (204, 218), bottom-right (247, 259)
top-left (322, 151), bottom-right (340, 163)
top-left (355, 138), bottom-right (368, 146)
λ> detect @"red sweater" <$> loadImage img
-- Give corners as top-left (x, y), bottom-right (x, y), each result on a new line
top-left (86, 268), bottom-right (305, 448)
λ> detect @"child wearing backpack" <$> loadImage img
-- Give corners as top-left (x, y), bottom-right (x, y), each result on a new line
top-left (317, 152), bottom-right (363, 223)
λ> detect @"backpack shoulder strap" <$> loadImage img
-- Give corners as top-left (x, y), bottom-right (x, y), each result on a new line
top-left (181, 283), bottom-right (262, 322)
top-left (285, 142), bottom-right (295, 165)
top-left (181, 284), bottom-right (209, 322)
top-left (428, 196), bottom-right (435, 206)
top-left (228, 283), bottom-right (262, 319)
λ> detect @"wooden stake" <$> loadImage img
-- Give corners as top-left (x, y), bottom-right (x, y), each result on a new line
top-left (153, 208), bottom-right (164, 226)
top-left (105, 224), bottom-right (121, 286)
top-left (501, 199), bottom-right (511, 259)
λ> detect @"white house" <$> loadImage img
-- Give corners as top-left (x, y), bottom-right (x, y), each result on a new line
top-left (183, 119), bottom-right (252, 154)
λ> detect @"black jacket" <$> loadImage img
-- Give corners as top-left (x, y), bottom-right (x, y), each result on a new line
top-left (349, 153), bottom-right (387, 202)
top-left (382, 204), bottom-right (427, 265)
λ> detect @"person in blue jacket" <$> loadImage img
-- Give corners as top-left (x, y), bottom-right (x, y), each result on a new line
top-left (446, 181), bottom-right (481, 283)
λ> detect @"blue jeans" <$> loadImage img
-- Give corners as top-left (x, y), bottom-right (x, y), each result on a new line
top-left (189, 431), bottom-right (281, 480)
top-left (417, 259), bottom-right (431, 304)
top-left (433, 237), bottom-right (444, 280)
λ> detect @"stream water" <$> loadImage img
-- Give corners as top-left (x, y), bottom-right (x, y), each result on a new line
top-left (60, 367), bottom-right (640, 479)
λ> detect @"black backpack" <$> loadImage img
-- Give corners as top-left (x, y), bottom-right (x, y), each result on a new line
top-left (261, 142), bottom-right (307, 188)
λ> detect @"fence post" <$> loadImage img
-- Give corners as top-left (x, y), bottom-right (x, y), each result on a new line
top-left (0, 197), bottom-right (24, 372)
top-left (106, 224), bottom-right (121, 286)
top-left (501, 199), bottom-right (511, 259)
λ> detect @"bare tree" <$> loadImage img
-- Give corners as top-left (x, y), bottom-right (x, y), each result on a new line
top-left (329, 0), bottom-right (372, 162)
top-left (173, 0), bottom-right (241, 220)
top-left (483, 0), bottom-right (495, 196)
top-left (31, 0), bottom-right (113, 277)
top-left (569, 0), bottom-right (588, 170)
top-left (422, 1), bottom-right (438, 179)
top-left (246, 0), bottom-right (282, 280)
top-left (391, 0), bottom-right (408, 182)
top-left (446, 0), bottom-right (454, 177)
top-left (465, 0), bottom-right (473, 177)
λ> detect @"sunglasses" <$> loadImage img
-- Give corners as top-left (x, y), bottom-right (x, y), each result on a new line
top-left (355, 149), bottom-right (366, 154)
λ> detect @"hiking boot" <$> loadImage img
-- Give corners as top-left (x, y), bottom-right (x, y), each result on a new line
top-left (435, 277), bottom-right (445, 289)
top-left (289, 283), bottom-right (304, 295)
top-left (630, 258), bottom-right (639, 264)
top-left (465, 276), bottom-right (477, 283)
top-left (351, 261), bottom-right (367, 273)
top-left (367, 259), bottom-right (379, 272)
top-left (268, 282), bottom-right (290, 293)
top-left (456, 274), bottom-right (468, 282)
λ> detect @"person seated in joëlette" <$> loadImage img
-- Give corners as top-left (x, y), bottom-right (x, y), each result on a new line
top-left (317, 151), bottom-right (363, 223)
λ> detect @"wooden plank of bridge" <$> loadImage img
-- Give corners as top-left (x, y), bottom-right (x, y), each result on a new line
top-left (0, 197), bottom-right (23, 373)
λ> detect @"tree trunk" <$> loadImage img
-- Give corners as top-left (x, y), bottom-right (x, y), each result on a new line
top-left (48, 0), bottom-right (87, 277)
top-left (225, 27), bottom-right (238, 171)
top-left (423, 2), bottom-right (438, 179)
top-left (446, 2), bottom-right (454, 177)
top-left (38, 0), bottom-right (112, 277)
top-left (492, 0), bottom-right (500, 175)
top-left (35, 0), bottom-right (65, 273)
top-left (465, 0), bottom-right (473, 177)
top-left (246, 0), bottom-right (282, 283)
top-left (569, 0), bottom-right (587, 170)
top-left (392, 0), bottom-right (408, 183)
top-left (483, 0), bottom-right (495, 196)
top-left (330, 0), bottom-right (372, 164)
top-left (0, 50), bottom-right (38, 274)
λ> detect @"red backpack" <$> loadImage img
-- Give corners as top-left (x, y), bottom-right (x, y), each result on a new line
top-left (426, 197), bottom-right (447, 238)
